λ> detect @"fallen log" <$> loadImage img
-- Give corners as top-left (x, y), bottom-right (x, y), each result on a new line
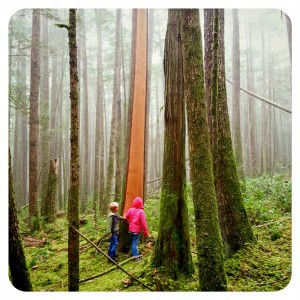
top-left (23, 237), bottom-right (46, 247)
top-left (79, 255), bottom-right (141, 283)
top-left (71, 225), bottom-right (153, 291)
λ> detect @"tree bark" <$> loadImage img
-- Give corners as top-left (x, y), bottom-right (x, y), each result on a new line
top-left (181, 9), bottom-right (227, 291)
top-left (152, 9), bottom-right (193, 279)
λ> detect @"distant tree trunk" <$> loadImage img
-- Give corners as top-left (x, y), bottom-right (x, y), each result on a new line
top-left (94, 9), bottom-right (106, 219)
top-left (29, 9), bottom-right (41, 232)
top-left (104, 9), bottom-right (122, 206)
top-left (115, 10), bottom-right (123, 203)
top-left (181, 9), bottom-right (227, 291)
top-left (44, 159), bottom-right (59, 223)
top-left (152, 9), bottom-right (194, 279)
top-left (79, 9), bottom-right (89, 213)
top-left (50, 51), bottom-right (58, 156)
top-left (155, 72), bottom-right (162, 181)
top-left (231, 9), bottom-right (245, 181)
top-left (13, 56), bottom-right (22, 208)
top-left (144, 9), bottom-right (154, 201)
top-left (246, 22), bottom-right (258, 176)
top-left (9, 148), bottom-right (32, 291)
top-left (215, 9), bottom-right (256, 256)
top-left (40, 13), bottom-right (50, 217)
top-left (21, 55), bottom-right (28, 207)
top-left (260, 22), bottom-right (268, 174)
top-left (66, 9), bottom-right (80, 291)
top-left (58, 53), bottom-right (68, 210)
top-left (266, 56), bottom-right (273, 173)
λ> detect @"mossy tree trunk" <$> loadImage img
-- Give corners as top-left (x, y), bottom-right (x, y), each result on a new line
top-left (206, 9), bottom-right (255, 257)
top-left (9, 148), bottom-right (32, 291)
top-left (66, 9), bottom-right (80, 291)
top-left (29, 8), bottom-right (41, 232)
top-left (181, 9), bottom-right (227, 291)
top-left (44, 159), bottom-right (59, 223)
top-left (152, 9), bottom-right (193, 280)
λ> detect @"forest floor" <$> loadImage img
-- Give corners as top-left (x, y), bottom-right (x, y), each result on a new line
top-left (18, 174), bottom-right (291, 292)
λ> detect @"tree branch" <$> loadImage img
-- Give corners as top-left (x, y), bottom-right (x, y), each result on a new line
top-left (55, 23), bottom-right (70, 30)
top-left (226, 78), bottom-right (292, 114)
top-left (70, 225), bottom-right (153, 291)
top-left (79, 255), bottom-right (141, 283)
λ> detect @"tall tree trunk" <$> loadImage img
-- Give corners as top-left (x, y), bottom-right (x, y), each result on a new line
top-left (66, 9), bottom-right (80, 291)
top-left (40, 13), bottom-right (50, 217)
top-left (214, 9), bottom-right (255, 256)
top-left (181, 9), bottom-right (227, 291)
top-left (231, 9), bottom-right (245, 181)
top-left (50, 51), bottom-right (58, 156)
top-left (144, 9), bottom-right (154, 201)
top-left (152, 9), bottom-right (193, 279)
top-left (13, 56), bottom-right (22, 208)
top-left (114, 10), bottom-right (123, 203)
top-left (94, 9), bottom-right (106, 218)
top-left (9, 148), bottom-right (32, 291)
top-left (104, 9), bottom-right (122, 206)
top-left (246, 22), bottom-right (257, 176)
top-left (154, 73), bottom-right (161, 181)
top-left (29, 9), bottom-right (41, 232)
top-left (79, 9), bottom-right (89, 213)
top-left (260, 23), bottom-right (267, 174)
top-left (122, 8), bottom-right (147, 213)
top-left (118, 9), bottom-right (140, 253)
top-left (21, 62), bottom-right (28, 208)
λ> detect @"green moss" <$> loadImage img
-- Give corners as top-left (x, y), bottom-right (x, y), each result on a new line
top-left (19, 174), bottom-right (291, 292)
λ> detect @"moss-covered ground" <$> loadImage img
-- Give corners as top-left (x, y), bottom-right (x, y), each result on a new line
top-left (16, 174), bottom-right (291, 292)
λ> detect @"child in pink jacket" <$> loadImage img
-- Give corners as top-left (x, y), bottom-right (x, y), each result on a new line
top-left (125, 197), bottom-right (149, 258)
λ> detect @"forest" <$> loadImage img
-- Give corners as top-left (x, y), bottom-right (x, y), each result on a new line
top-left (8, 8), bottom-right (292, 293)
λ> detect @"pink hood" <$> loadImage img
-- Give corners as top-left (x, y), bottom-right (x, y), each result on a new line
top-left (132, 197), bottom-right (144, 209)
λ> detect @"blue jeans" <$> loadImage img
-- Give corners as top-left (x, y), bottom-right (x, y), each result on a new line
top-left (108, 233), bottom-right (118, 260)
top-left (130, 232), bottom-right (140, 257)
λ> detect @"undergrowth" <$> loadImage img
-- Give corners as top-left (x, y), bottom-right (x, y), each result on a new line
top-left (15, 173), bottom-right (291, 292)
